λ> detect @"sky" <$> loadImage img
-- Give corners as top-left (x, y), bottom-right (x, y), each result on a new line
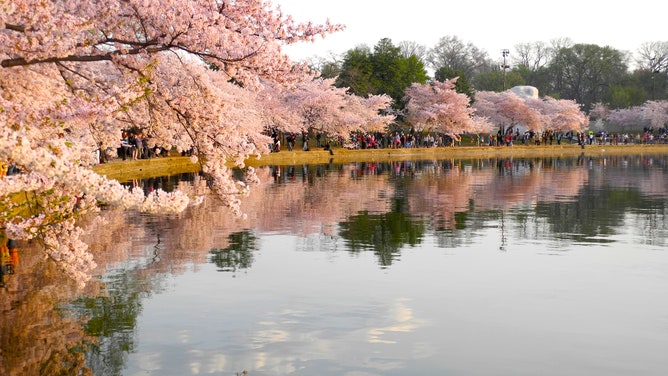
top-left (274, 0), bottom-right (665, 66)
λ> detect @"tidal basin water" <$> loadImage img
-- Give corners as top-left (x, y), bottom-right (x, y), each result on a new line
top-left (3, 154), bottom-right (668, 375)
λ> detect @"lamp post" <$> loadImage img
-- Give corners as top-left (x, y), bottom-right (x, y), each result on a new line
top-left (649, 56), bottom-right (662, 100)
top-left (502, 49), bottom-right (510, 90)
top-left (650, 56), bottom-right (656, 100)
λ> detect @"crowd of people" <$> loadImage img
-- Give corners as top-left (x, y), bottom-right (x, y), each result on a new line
top-left (270, 129), bottom-right (314, 152)
top-left (4, 126), bottom-right (668, 175)
top-left (96, 129), bottom-right (170, 164)
top-left (91, 125), bottom-right (668, 165)
top-left (270, 127), bottom-right (668, 152)
top-left (116, 130), bottom-right (167, 161)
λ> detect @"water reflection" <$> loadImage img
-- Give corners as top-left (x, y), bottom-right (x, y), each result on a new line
top-left (0, 234), bottom-right (19, 288)
top-left (339, 211), bottom-right (426, 267)
top-left (121, 172), bottom-right (202, 195)
top-left (266, 155), bottom-right (667, 250)
top-left (209, 231), bottom-right (257, 275)
top-left (0, 234), bottom-right (93, 375)
top-left (1, 154), bottom-right (667, 375)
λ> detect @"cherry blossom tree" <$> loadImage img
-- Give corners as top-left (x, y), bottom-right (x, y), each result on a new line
top-left (592, 101), bottom-right (667, 133)
top-left (590, 102), bottom-right (611, 121)
top-left (0, 0), bottom-right (343, 285)
top-left (588, 102), bottom-right (610, 130)
top-left (281, 77), bottom-right (394, 140)
top-left (606, 107), bottom-right (646, 132)
top-left (474, 90), bottom-right (588, 135)
top-left (473, 91), bottom-right (542, 133)
top-left (403, 78), bottom-right (489, 137)
top-left (525, 97), bottom-right (589, 133)
top-left (335, 91), bottom-right (396, 138)
top-left (256, 82), bottom-right (305, 135)
top-left (640, 100), bottom-right (668, 130)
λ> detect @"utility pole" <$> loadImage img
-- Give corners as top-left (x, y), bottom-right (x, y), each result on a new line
top-left (501, 49), bottom-right (510, 91)
top-left (650, 56), bottom-right (657, 100)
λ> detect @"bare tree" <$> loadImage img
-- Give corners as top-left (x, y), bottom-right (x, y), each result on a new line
top-left (636, 41), bottom-right (668, 72)
top-left (310, 52), bottom-right (345, 79)
top-left (550, 37), bottom-right (575, 52)
top-left (427, 35), bottom-right (493, 78)
top-left (397, 40), bottom-right (428, 62)
top-left (513, 41), bottom-right (553, 71)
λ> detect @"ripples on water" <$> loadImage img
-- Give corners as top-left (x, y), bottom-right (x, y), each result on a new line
top-left (2, 155), bottom-right (668, 376)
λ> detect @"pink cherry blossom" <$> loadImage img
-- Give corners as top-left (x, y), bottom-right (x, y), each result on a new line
top-left (1, 0), bottom-right (343, 286)
top-left (474, 90), bottom-right (588, 133)
top-left (404, 78), bottom-right (488, 136)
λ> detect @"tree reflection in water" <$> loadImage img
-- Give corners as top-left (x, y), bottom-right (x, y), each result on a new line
top-left (339, 210), bottom-right (425, 267)
top-left (0, 233), bottom-right (94, 376)
top-left (1, 155), bottom-right (667, 375)
top-left (209, 230), bottom-right (257, 275)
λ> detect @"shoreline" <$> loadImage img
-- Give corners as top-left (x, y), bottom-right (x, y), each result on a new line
top-left (93, 143), bottom-right (668, 182)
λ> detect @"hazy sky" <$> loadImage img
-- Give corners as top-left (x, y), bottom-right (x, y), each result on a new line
top-left (274, 0), bottom-right (664, 65)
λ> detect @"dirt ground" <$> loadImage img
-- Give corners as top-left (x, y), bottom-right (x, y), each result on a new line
top-left (93, 143), bottom-right (668, 183)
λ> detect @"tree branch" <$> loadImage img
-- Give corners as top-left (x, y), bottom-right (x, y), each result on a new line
top-left (1, 45), bottom-right (171, 68)
top-left (3, 23), bottom-right (26, 32)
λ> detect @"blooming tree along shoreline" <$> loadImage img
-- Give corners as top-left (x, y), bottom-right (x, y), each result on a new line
top-left (0, 0), bottom-right (343, 285)
top-left (403, 81), bottom-right (589, 140)
top-left (280, 78), bottom-right (394, 140)
top-left (473, 90), bottom-right (589, 136)
top-left (404, 78), bottom-right (491, 136)
top-left (0, 0), bottom-right (597, 287)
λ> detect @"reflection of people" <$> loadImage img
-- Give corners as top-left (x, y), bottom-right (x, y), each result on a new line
top-left (1, 241), bottom-right (9, 265)
top-left (0, 239), bottom-right (9, 286)
top-left (7, 239), bottom-right (18, 273)
top-left (0, 160), bottom-right (7, 177)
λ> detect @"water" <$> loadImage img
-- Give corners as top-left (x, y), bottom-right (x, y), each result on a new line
top-left (2, 155), bottom-right (668, 375)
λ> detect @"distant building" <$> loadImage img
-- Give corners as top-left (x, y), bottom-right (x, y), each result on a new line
top-left (510, 85), bottom-right (539, 99)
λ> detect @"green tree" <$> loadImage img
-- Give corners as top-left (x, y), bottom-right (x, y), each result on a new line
top-left (472, 68), bottom-right (525, 92)
top-left (434, 66), bottom-right (475, 100)
top-left (402, 54), bottom-right (429, 90)
top-left (317, 60), bottom-right (342, 79)
top-left (370, 38), bottom-right (405, 99)
top-left (335, 46), bottom-right (376, 96)
top-left (336, 38), bottom-right (427, 109)
top-left (370, 38), bottom-right (428, 107)
top-left (548, 44), bottom-right (629, 111)
top-left (604, 84), bottom-right (647, 109)
top-left (628, 68), bottom-right (667, 102)
top-left (512, 64), bottom-right (554, 96)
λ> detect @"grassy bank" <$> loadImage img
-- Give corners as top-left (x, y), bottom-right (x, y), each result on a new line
top-left (93, 156), bottom-right (202, 182)
top-left (93, 143), bottom-right (668, 182)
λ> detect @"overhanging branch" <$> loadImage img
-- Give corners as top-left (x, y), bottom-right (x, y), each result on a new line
top-left (1, 45), bottom-right (171, 68)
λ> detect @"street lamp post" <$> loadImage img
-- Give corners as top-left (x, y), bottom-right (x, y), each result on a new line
top-left (502, 49), bottom-right (510, 90)
top-left (650, 56), bottom-right (656, 100)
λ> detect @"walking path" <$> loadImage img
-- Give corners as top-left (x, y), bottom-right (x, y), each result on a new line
top-left (93, 144), bottom-right (668, 182)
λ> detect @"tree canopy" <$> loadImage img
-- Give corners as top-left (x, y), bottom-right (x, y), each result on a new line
top-left (335, 38), bottom-right (428, 109)
top-left (1, 1), bottom-right (665, 287)
top-left (317, 36), bottom-right (668, 110)
top-left (0, 0), bottom-right (344, 285)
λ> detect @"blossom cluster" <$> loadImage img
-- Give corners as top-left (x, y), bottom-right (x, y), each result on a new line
top-left (1, 0), bottom-right (347, 286)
